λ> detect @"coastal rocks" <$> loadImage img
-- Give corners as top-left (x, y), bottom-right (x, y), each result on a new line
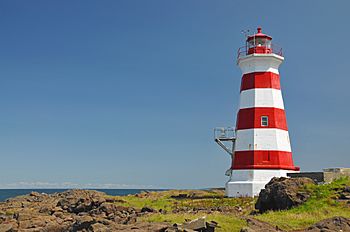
top-left (240, 218), bottom-right (283, 232)
top-left (336, 186), bottom-right (350, 201)
top-left (166, 217), bottom-right (218, 232)
top-left (0, 223), bottom-right (17, 232)
top-left (111, 222), bottom-right (169, 231)
top-left (71, 215), bottom-right (96, 231)
top-left (141, 206), bottom-right (156, 213)
top-left (302, 216), bottom-right (350, 231)
top-left (0, 190), bottom-right (165, 232)
top-left (56, 190), bottom-right (106, 213)
top-left (89, 223), bottom-right (108, 232)
top-left (181, 217), bottom-right (207, 230)
top-left (255, 177), bottom-right (315, 212)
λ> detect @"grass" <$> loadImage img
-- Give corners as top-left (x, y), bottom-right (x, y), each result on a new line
top-left (114, 189), bottom-right (251, 232)
top-left (256, 177), bottom-right (350, 231)
top-left (114, 189), bottom-right (253, 213)
top-left (112, 178), bottom-right (350, 232)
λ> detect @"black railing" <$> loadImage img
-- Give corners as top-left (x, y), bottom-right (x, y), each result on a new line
top-left (237, 44), bottom-right (283, 60)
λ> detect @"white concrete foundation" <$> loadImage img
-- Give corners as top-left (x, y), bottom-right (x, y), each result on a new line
top-left (225, 169), bottom-right (299, 197)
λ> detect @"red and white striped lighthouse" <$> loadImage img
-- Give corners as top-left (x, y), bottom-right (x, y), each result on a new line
top-left (225, 27), bottom-right (299, 197)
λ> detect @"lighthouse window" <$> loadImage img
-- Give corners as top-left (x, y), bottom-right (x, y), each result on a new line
top-left (261, 116), bottom-right (269, 126)
top-left (256, 38), bottom-right (265, 46)
top-left (248, 38), bottom-right (269, 47)
top-left (266, 40), bottom-right (272, 48)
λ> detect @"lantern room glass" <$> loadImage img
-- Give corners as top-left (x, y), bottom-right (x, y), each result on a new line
top-left (248, 38), bottom-right (271, 48)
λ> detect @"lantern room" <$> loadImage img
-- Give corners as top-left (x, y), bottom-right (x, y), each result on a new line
top-left (246, 27), bottom-right (273, 55)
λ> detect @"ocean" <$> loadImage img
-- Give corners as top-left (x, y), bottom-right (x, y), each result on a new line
top-left (0, 189), bottom-right (165, 202)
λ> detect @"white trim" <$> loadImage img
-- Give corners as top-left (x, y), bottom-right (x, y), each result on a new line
top-left (261, 116), bottom-right (269, 126)
top-left (238, 54), bottom-right (284, 75)
top-left (225, 169), bottom-right (299, 197)
top-left (239, 88), bottom-right (285, 109)
top-left (235, 128), bottom-right (291, 152)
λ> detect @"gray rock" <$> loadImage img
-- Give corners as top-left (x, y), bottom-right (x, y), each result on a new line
top-left (141, 206), bottom-right (156, 213)
top-left (0, 223), bottom-right (16, 232)
top-left (304, 216), bottom-right (350, 231)
top-left (90, 223), bottom-right (109, 232)
top-left (71, 215), bottom-right (95, 231)
top-left (182, 217), bottom-right (206, 230)
top-left (255, 177), bottom-right (314, 212)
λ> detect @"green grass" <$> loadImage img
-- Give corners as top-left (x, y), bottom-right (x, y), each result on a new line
top-left (256, 177), bottom-right (350, 231)
top-left (116, 194), bottom-right (175, 211)
top-left (177, 197), bottom-right (254, 211)
top-left (113, 179), bottom-right (350, 231)
top-left (114, 190), bottom-right (252, 212)
top-left (115, 190), bottom-right (250, 231)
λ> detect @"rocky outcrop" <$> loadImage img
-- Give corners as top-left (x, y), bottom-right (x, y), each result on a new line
top-left (241, 216), bottom-right (350, 232)
top-left (255, 177), bottom-right (315, 212)
top-left (336, 186), bottom-right (350, 201)
top-left (165, 217), bottom-right (218, 232)
top-left (0, 190), bottom-right (168, 232)
top-left (240, 218), bottom-right (284, 232)
top-left (302, 216), bottom-right (350, 232)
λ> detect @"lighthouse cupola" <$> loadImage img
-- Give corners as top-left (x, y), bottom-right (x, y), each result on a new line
top-left (246, 27), bottom-right (273, 55)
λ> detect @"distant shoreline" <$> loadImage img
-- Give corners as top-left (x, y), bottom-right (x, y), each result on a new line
top-left (0, 188), bottom-right (167, 202)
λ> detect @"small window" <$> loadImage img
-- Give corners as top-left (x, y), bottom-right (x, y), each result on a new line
top-left (248, 39), bottom-right (255, 48)
top-left (261, 116), bottom-right (268, 126)
top-left (265, 40), bottom-right (272, 48)
top-left (256, 38), bottom-right (266, 46)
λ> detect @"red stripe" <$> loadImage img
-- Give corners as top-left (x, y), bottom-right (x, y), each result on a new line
top-left (236, 107), bottom-right (288, 130)
top-left (241, 72), bottom-right (281, 91)
top-left (232, 150), bottom-right (299, 171)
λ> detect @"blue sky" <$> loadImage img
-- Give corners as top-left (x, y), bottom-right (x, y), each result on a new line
top-left (0, 1), bottom-right (349, 189)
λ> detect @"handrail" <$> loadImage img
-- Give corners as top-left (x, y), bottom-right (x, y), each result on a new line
top-left (213, 127), bottom-right (236, 157)
top-left (237, 44), bottom-right (283, 60)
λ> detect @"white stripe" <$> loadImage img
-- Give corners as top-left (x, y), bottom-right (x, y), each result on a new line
top-left (235, 128), bottom-right (291, 152)
top-left (238, 54), bottom-right (284, 75)
top-left (226, 169), bottom-right (298, 197)
top-left (239, 88), bottom-right (285, 109)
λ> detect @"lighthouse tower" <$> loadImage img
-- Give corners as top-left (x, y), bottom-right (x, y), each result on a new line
top-left (225, 27), bottom-right (299, 197)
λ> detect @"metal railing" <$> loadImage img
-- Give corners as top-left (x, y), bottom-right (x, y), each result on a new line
top-left (237, 44), bottom-right (283, 60)
top-left (214, 127), bottom-right (236, 156)
top-left (214, 127), bottom-right (236, 176)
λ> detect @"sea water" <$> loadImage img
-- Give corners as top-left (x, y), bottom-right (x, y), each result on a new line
top-left (0, 189), bottom-right (165, 202)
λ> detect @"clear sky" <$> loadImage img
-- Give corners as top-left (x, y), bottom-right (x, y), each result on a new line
top-left (0, 1), bottom-right (349, 189)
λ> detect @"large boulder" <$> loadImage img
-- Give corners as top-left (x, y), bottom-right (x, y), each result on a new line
top-left (240, 218), bottom-right (283, 232)
top-left (304, 216), bottom-right (350, 232)
top-left (255, 177), bottom-right (314, 212)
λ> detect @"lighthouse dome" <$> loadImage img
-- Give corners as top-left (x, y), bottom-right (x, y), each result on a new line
top-left (246, 27), bottom-right (273, 55)
top-left (247, 27), bottom-right (272, 41)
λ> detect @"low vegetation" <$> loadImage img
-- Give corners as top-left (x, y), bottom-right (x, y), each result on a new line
top-left (256, 177), bottom-right (350, 231)
top-left (113, 178), bottom-right (350, 232)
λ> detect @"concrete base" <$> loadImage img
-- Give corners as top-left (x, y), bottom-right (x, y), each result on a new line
top-left (225, 169), bottom-right (299, 197)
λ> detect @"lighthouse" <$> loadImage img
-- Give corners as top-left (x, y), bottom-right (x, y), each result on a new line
top-left (215, 27), bottom-right (299, 197)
